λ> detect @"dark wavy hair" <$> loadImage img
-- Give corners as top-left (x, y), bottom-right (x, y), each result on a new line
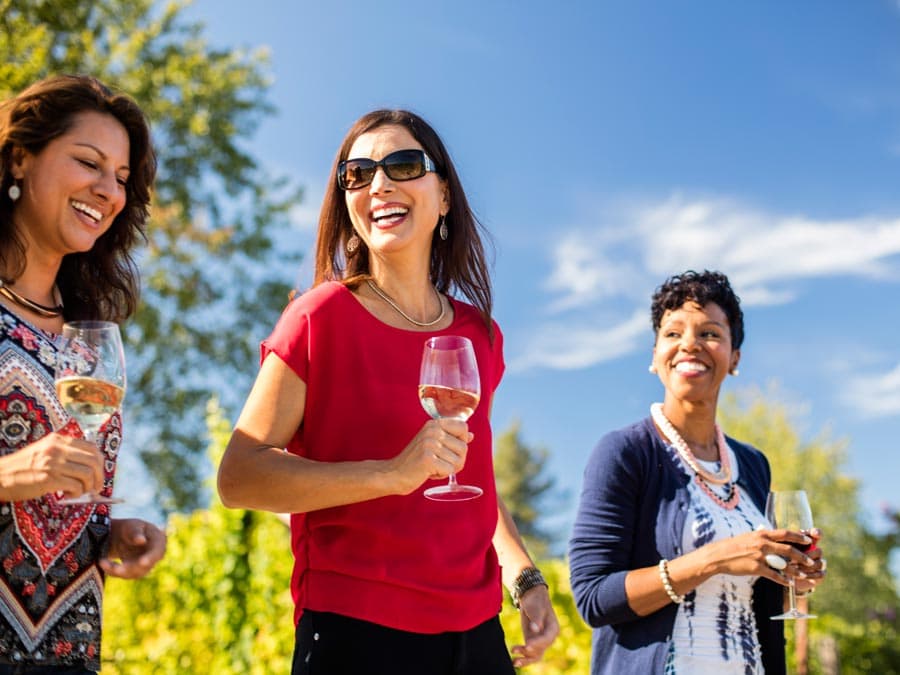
top-left (650, 270), bottom-right (744, 349)
top-left (0, 74), bottom-right (156, 322)
top-left (313, 109), bottom-right (494, 335)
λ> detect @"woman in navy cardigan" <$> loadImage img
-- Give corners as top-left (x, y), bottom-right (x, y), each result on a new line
top-left (569, 271), bottom-right (826, 674)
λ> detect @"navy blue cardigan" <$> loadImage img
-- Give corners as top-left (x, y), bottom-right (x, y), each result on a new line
top-left (568, 416), bottom-right (786, 674)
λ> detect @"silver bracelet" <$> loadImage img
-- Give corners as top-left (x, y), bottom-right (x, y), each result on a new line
top-left (511, 566), bottom-right (548, 609)
top-left (658, 558), bottom-right (684, 604)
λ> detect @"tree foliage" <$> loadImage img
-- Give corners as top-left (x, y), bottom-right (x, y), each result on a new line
top-left (0, 0), bottom-right (302, 512)
top-left (102, 400), bottom-right (295, 674)
top-left (494, 420), bottom-right (560, 555)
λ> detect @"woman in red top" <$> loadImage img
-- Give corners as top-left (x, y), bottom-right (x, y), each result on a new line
top-left (218, 110), bottom-right (558, 674)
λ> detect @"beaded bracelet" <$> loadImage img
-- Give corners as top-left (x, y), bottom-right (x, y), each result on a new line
top-left (511, 566), bottom-right (548, 609)
top-left (658, 558), bottom-right (684, 604)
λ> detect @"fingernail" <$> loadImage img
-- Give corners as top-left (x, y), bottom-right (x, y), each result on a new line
top-left (796, 571), bottom-right (807, 579)
top-left (530, 622), bottom-right (540, 632)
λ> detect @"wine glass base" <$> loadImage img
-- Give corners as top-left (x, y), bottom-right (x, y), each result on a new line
top-left (770, 610), bottom-right (817, 620)
top-left (57, 494), bottom-right (125, 505)
top-left (424, 484), bottom-right (483, 501)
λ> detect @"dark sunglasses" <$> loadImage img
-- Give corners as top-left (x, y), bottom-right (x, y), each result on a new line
top-left (338, 149), bottom-right (437, 190)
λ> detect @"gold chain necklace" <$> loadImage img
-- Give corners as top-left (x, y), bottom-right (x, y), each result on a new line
top-left (0, 279), bottom-right (64, 318)
top-left (366, 279), bottom-right (445, 327)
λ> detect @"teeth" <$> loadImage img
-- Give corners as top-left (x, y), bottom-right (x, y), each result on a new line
top-left (372, 206), bottom-right (408, 220)
top-left (71, 200), bottom-right (101, 221)
top-left (675, 361), bottom-right (707, 373)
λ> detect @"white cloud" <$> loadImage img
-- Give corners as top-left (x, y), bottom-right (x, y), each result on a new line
top-left (514, 193), bottom-right (900, 372)
top-left (844, 362), bottom-right (900, 418)
top-left (509, 309), bottom-right (647, 372)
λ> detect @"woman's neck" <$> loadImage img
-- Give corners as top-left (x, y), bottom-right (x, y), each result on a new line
top-left (368, 257), bottom-right (438, 320)
top-left (660, 398), bottom-right (720, 460)
top-left (0, 260), bottom-right (61, 309)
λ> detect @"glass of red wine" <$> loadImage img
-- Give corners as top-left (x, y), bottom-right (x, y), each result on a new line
top-left (418, 335), bottom-right (482, 501)
top-left (766, 489), bottom-right (816, 620)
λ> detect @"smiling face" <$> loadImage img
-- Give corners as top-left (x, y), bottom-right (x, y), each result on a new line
top-left (343, 124), bottom-right (448, 267)
top-left (10, 110), bottom-right (130, 261)
top-left (652, 300), bottom-right (740, 408)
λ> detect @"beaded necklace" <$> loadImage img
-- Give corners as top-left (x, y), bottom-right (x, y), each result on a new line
top-left (651, 402), bottom-right (740, 510)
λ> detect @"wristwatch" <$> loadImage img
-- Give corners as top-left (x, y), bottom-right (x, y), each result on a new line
top-left (511, 566), bottom-right (548, 609)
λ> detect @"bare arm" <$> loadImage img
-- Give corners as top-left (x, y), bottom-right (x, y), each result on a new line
top-left (493, 496), bottom-right (560, 667)
top-left (217, 352), bottom-right (472, 513)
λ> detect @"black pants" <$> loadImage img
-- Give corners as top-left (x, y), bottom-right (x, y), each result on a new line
top-left (291, 610), bottom-right (517, 675)
top-left (0, 666), bottom-right (94, 675)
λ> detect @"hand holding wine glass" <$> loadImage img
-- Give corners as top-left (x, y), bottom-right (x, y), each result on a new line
top-left (766, 489), bottom-right (816, 620)
top-left (418, 335), bottom-right (482, 501)
top-left (55, 321), bottom-right (126, 505)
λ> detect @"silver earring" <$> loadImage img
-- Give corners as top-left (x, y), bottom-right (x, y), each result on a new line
top-left (346, 234), bottom-right (360, 254)
top-left (7, 183), bottom-right (20, 202)
top-left (730, 368), bottom-right (739, 376)
top-left (648, 364), bottom-right (657, 374)
top-left (438, 215), bottom-right (448, 241)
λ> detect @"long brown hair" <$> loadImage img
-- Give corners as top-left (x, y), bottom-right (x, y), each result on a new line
top-left (314, 110), bottom-right (494, 334)
top-left (0, 74), bottom-right (156, 322)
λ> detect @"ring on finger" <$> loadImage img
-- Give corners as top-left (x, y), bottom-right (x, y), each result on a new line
top-left (765, 553), bottom-right (787, 571)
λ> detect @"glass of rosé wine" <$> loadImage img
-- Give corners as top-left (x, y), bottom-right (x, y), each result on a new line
top-left (418, 335), bottom-right (482, 501)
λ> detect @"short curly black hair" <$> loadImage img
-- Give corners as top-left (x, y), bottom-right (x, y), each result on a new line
top-left (650, 270), bottom-right (744, 349)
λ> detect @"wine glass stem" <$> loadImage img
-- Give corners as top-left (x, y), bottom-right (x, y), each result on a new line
top-left (446, 473), bottom-right (459, 489)
top-left (787, 579), bottom-right (798, 614)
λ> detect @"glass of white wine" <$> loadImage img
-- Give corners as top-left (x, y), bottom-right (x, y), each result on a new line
top-left (418, 335), bottom-right (482, 501)
top-left (55, 321), bottom-right (126, 505)
top-left (766, 489), bottom-right (816, 620)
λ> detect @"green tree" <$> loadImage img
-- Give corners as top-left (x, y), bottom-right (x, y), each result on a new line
top-left (103, 399), bottom-right (295, 674)
top-left (0, 0), bottom-right (302, 512)
top-left (494, 420), bottom-right (560, 555)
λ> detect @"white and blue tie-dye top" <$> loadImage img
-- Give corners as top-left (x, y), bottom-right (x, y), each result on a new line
top-left (663, 442), bottom-right (770, 675)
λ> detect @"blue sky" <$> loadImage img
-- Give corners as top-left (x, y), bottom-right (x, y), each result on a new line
top-left (185, 0), bottom-right (900, 541)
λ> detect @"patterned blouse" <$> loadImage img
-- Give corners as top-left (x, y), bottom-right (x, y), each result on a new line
top-left (663, 442), bottom-right (770, 675)
top-left (0, 304), bottom-right (119, 671)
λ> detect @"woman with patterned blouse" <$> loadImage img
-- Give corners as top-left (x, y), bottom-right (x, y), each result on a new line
top-left (569, 270), bottom-right (827, 674)
top-left (0, 75), bottom-right (166, 673)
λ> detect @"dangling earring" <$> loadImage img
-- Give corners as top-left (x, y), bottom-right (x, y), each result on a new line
top-left (346, 234), bottom-right (360, 254)
top-left (7, 182), bottom-right (21, 202)
top-left (648, 364), bottom-right (657, 374)
top-left (730, 368), bottom-right (740, 376)
top-left (438, 215), bottom-right (448, 241)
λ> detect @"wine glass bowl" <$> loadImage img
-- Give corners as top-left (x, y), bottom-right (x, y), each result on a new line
top-left (766, 489), bottom-right (816, 620)
top-left (418, 335), bottom-right (482, 501)
top-left (54, 321), bottom-right (126, 505)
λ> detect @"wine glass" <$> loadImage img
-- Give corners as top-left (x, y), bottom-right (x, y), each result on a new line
top-left (766, 489), bottom-right (816, 620)
top-left (54, 321), bottom-right (126, 505)
top-left (418, 335), bottom-right (482, 501)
